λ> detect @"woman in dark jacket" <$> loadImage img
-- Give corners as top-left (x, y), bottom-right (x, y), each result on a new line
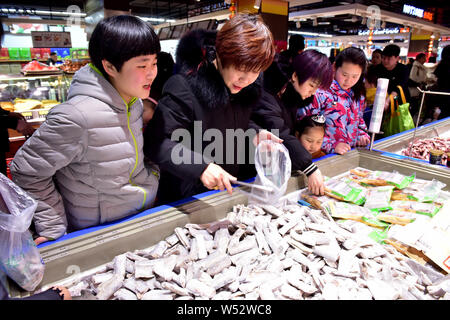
top-left (253, 50), bottom-right (333, 195)
top-left (0, 108), bottom-right (34, 175)
top-left (144, 14), bottom-right (278, 204)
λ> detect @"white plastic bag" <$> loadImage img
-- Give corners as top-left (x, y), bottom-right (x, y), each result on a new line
top-left (0, 173), bottom-right (44, 292)
top-left (246, 140), bottom-right (291, 205)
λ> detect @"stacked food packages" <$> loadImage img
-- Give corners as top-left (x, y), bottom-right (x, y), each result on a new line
top-left (0, 99), bottom-right (58, 120)
top-left (300, 167), bottom-right (449, 271)
top-left (60, 59), bottom-right (89, 73)
top-left (21, 60), bottom-right (59, 73)
top-left (302, 167), bottom-right (445, 227)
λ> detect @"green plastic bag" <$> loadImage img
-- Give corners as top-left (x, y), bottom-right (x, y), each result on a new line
top-left (382, 85), bottom-right (414, 137)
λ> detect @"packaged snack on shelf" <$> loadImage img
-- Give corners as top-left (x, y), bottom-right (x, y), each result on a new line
top-left (8, 48), bottom-right (20, 60)
top-left (367, 170), bottom-right (415, 189)
top-left (324, 178), bottom-right (365, 203)
top-left (19, 48), bottom-right (31, 60)
top-left (0, 48), bottom-right (9, 60)
top-left (30, 48), bottom-right (43, 60)
top-left (377, 209), bottom-right (418, 226)
top-left (363, 186), bottom-right (395, 211)
top-left (390, 200), bottom-right (442, 217)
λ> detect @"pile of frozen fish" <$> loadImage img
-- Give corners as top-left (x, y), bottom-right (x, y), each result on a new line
top-left (67, 203), bottom-right (450, 300)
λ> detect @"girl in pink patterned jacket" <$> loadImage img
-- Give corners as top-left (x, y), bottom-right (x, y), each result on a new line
top-left (298, 47), bottom-right (370, 155)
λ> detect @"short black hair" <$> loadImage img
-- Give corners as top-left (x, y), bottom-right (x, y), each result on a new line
top-left (416, 53), bottom-right (426, 61)
top-left (89, 15), bottom-right (160, 78)
top-left (50, 52), bottom-right (57, 56)
top-left (288, 34), bottom-right (305, 53)
top-left (295, 116), bottom-right (325, 137)
top-left (382, 44), bottom-right (400, 57)
top-left (372, 49), bottom-right (382, 56)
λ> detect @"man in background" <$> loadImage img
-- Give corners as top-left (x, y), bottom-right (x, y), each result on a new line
top-left (373, 44), bottom-right (410, 101)
top-left (46, 52), bottom-right (58, 66)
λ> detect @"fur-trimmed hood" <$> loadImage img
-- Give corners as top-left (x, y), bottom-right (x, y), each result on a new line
top-left (175, 29), bottom-right (263, 110)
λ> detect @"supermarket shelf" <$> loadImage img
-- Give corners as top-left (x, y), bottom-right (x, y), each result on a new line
top-left (0, 73), bottom-right (64, 80)
top-left (0, 59), bottom-right (47, 63)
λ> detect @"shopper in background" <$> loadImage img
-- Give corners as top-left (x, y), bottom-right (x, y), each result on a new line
top-left (252, 50), bottom-right (333, 195)
top-left (294, 115), bottom-right (326, 159)
top-left (263, 34), bottom-right (305, 95)
top-left (144, 14), bottom-right (280, 204)
top-left (373, 44), bottom-right (410, 102)
top-left (46, 52), bottom-right (58, 66)
top-left (298, 47), bottom-right (370, 155)
top-left (370, 49), bottom-right (382, 66)
top-left (149, 51), bottom-right (174, 101)
top-left (408, 53), bottom-right (429, 118)
top-left (363, 64), bottom-right (378, 127)
top-left (278, 34), bottom-right (305, 79)
top-left (406, 57), bottom-right (415, 73)
top-left (142, 96), bottom-right (157, 126)
top-left (429, 45), bottom-right (450, 120)
top-left (0, 108), bottom-right (34, 176)
top-left (10, 15), bottom-right (160, 245)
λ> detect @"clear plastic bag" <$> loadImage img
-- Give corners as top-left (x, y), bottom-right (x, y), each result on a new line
top-left (0, 173), bottom-right (44, 292)
top-left (246, 140), bottom-right (291, 205)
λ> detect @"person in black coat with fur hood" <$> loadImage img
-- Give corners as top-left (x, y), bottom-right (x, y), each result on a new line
top-left (253, 49), bottom-right (333, 195)
top-left (144, 14), bottom-right (280, 204)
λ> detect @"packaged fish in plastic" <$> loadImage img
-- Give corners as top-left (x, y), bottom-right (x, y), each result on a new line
top-left (390, 201), bottom-right (442, 217)
top-left (401, 179), bottom-right (446, 203)
top-left (363, 186), bottom-right (395, 211)
top-left (376, 210), bottom-right (417, 226)
top-left (324, 178), bottom-right (365, 204)
top-left (366, 171), bottom-right (415, 190)
top-left (324, 201), bottom-right (388, 228)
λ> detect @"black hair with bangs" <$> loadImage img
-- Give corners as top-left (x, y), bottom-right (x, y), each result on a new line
top-left (89, 15), bottom-right (160, 78)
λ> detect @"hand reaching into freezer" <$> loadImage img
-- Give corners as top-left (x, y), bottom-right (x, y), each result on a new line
top-left (200, 163), bottom-right (237, 195)
top-left (307, 169), bottom-right (325, 196)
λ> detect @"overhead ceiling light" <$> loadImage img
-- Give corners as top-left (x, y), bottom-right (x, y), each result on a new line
top-left (254, 0), bottom-right (261, 10)
top-left (351, 16), bottom-right (358, 23)
top-left (312, 17), bottom-right (318, 27)
top-left (137, 16), bottom-right (165, 22)
top-left (296, 21), bottom-right (301, 29)
top-left (318, 22), bottom-right (330, 25)
top-left (289, 30), bottom-right (333, 38)
top-left (0, 7), bottom-right (86, 17)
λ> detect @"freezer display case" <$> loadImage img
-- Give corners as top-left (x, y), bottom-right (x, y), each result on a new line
top-left (6, 149), bottom-right (450, 298)
top-left (0, 73), bottom-right (70, 124)
top-left (373, 117), bottom-right (450, 169)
